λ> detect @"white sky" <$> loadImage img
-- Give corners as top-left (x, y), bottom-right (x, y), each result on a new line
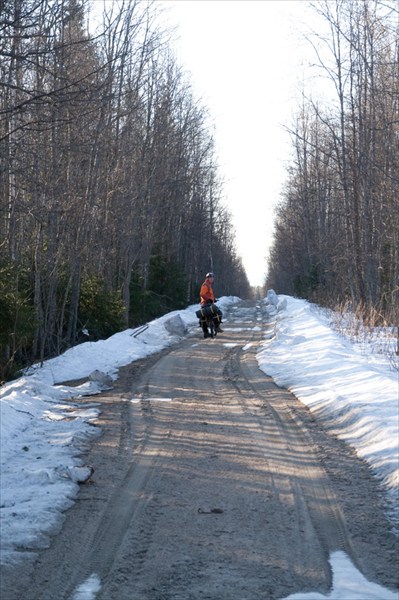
top-left (158, 0), bottom-right (319, 287)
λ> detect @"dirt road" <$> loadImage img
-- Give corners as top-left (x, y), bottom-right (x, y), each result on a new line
top-left (2, 301), bottom-right (398, 599)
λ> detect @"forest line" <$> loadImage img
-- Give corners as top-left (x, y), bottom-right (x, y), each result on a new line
top-left (267, 0), bottom-right (398, 328)
top-left (0, 0), bottom-right (250, 380)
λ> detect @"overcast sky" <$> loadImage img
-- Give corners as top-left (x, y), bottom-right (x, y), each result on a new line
top-left (158, 0), bottom-right (320, 287)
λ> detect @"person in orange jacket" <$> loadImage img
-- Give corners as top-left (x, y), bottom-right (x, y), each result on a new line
top-left (199, 272), bottom-right (223, 337)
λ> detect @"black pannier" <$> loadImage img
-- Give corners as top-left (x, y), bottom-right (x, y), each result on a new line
top-left (196, 303), bottom-right (222, 320)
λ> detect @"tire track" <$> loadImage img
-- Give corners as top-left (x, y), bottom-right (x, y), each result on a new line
top-left (39, 399), bottom-right (171, 600)
top-left (222, 311), bottom-right (397, 588)
top-left (223, 335), bottom-right (355, 557)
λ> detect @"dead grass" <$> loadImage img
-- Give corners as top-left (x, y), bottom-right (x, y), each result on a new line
top-left (327, 301), bottom-right (398, 373)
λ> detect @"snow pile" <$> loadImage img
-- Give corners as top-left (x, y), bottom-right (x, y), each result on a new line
top-left (0, 376), bottom-right (101, 564)
top-left (257, 293), bottom-right (399, 500)
top-left (72, 574), bottom-right (101, 600)
top-left (282, 551), bottom-right (398, 600)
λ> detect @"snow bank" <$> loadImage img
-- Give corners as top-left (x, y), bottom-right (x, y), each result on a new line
top-left (257, 294), bottom-right (399, 500)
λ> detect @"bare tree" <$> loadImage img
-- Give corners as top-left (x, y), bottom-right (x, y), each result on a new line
top-left (268, 0), bottom-right (398, 323)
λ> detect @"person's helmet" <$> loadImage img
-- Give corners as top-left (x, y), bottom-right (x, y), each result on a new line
top-left (206, 272), bottom-right (214, 278)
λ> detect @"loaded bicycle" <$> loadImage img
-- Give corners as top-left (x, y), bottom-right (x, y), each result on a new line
top-left (196, 300), bottom-right (223, 339)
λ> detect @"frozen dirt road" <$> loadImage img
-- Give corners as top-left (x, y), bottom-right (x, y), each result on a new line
top-left (3, 301), bottom-right (398, 600)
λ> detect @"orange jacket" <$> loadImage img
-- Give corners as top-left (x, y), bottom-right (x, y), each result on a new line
top-left (200, 277), bottom-right (215, 306)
